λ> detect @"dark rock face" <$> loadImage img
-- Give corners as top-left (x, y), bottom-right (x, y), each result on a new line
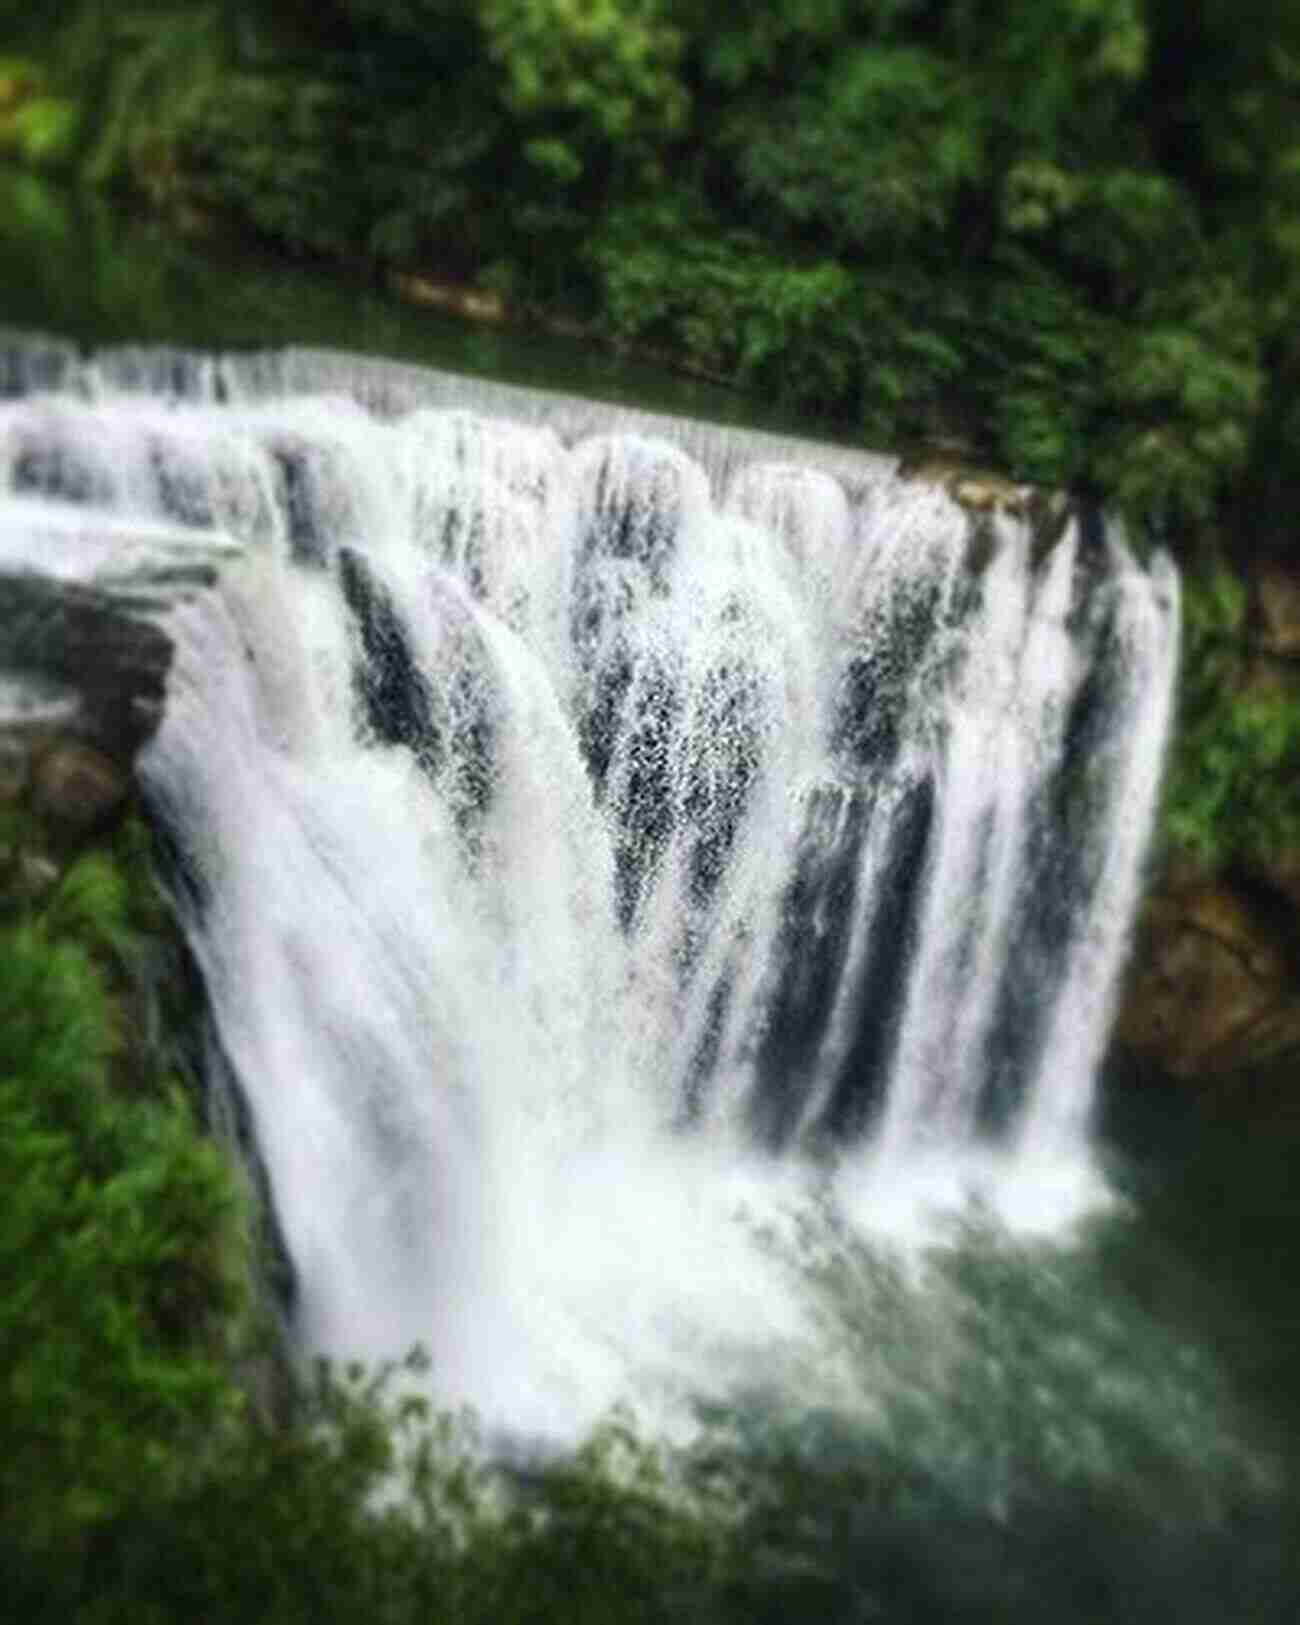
top-left (1252, 562), bottom-right (1300, 662)
top-left (0, 732), bottom-right (27, 799)
top-left (1111, 558), bottom-right (1300, 1098)
top-left (32, 739), bottom-right (130, 837)
top-left (1115, 863), bottom-right (1300, 1086)
top-left (0, 567), bottom-right (176, 853)
top-left (0, 571), bottom-right (173, 769)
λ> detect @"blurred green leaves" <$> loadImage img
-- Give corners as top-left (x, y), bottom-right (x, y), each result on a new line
top-left (0, 57), bottom-right (80, 169)
top-left (729, 48), bottom-right (982, 253)
top-left (0, 817), bottom-right (252, 1562)
top-left (1161, 569), bottom-right (1300, 865)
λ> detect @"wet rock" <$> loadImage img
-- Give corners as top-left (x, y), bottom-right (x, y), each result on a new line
top-left (1251, 563), bottom-right (1300, 660)
top-left (32, 740), bottom-right (129, 837)
top-left (0, 571), bottom-right (172, 766)
top-left (952, 475), bottom-right (1030, 516)
top-left (898, 459), bottom-right (1031, 516)
top-left (11, 850), bottom-right (60, 902)
top-left (1026, 489), bottom-right (1073, 565)
top-left (1116, 871), bottom-right (1300, 1081)
top-left (0, 733), bottom-right (28, 800)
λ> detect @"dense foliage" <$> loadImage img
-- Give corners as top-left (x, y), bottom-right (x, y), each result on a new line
top-left (1162, 570), bottom-right (1300, 866)
top-left (1, 0), bottom-right (1298, 553)
top-left (0, 810), bottom-right (253, 1564)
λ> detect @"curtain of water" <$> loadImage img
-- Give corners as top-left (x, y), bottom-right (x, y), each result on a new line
top-left (0, 347), bottom-right (1179, 1438)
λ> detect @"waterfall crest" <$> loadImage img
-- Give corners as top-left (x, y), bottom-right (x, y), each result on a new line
top-left (0, 344), bottom-right (1180, 1436)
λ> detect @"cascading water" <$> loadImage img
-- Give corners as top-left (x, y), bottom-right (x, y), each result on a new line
top-left (0, 343), bottom-right (1180, 1440)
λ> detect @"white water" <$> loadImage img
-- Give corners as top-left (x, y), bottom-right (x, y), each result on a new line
top-left (0, 347), bottom-right (1180, 1440)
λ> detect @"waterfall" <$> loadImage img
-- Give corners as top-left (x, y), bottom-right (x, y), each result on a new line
top-left (0, 342), bottom-right (1180, 1439)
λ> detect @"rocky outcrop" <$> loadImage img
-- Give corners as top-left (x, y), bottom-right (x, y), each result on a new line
top-left (1115, 862), bottom-right (1300, 1083)
top-left (1251, 561), bottom-right (1300, 664)
top-left (0, 569), bottom-right (178, 867)
top-left (1111, 554), bottom-right (1300, 1097)
top-left (0, 571), bottom-right (179, 1096)
top-left (0, 528), bottom-right (230, 823)
top-left (0, 570), bottom-right (173, 763)
top-left (32, 738), bottom-right (132, 838)
top-left (897, 455), bottom-right (1074, 566)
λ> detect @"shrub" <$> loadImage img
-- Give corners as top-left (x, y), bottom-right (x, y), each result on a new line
top-left (1162, 569), bottom-right (1300, 864)
top-left (0, 821), bottom-right (252, 1564)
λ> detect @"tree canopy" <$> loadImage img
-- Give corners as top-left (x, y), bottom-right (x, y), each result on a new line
top-left (9, 0), bottom-right (1300, 548)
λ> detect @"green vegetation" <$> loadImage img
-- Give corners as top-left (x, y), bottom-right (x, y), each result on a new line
top-left (1162, 569), bottom-right (1300, 866)
top-left (1, 0), bottom-right (1297, 552)
top-left (0, 56), bottom-right (80, 167)
top-left (0, 808), bottom-right (254, 1565)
